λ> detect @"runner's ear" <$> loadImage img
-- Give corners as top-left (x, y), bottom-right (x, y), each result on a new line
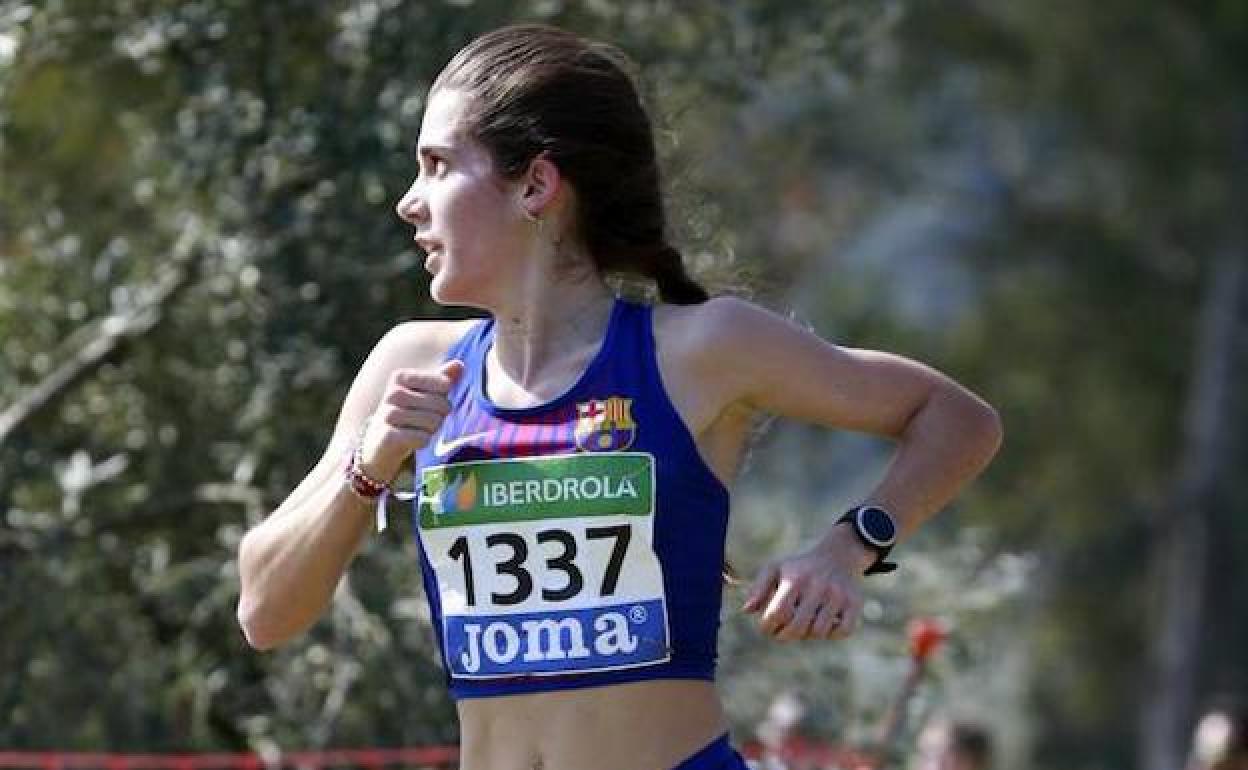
top-left (518, 152), bottom-right (561, 219)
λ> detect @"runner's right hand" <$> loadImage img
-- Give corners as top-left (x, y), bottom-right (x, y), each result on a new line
top-left (357, 359), bottom-right (463, 482)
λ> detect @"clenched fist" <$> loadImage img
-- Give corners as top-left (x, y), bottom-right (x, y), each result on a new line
top-left (357, 359), bottom-right (463, 482)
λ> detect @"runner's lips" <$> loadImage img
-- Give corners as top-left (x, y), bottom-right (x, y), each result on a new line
top-left (414, 235), bottom-right (442, 254)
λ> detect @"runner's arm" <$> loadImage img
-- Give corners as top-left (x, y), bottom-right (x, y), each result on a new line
top-left (695, 296), bottom-right (1002, 541)
top-left (689, 298), bottom-right (1001, 640)
top-left (236, 321), bottom-right (467, 650)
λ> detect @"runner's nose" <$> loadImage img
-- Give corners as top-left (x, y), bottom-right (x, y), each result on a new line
top-left (395, 179), bottom-right (428, 225)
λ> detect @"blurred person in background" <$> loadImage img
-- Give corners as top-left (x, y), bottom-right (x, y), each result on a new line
top-left (235, 23), bottom-right (1002, 770)
top-left (1186, 704), bottom-right (1248, 770)
top-left (756, 690), bottom-right (818, 770)
top-left (915, 718), bottom-right (993, 770)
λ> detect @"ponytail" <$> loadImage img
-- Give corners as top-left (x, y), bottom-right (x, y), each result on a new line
top-left (649, 245), bottom-right (709, 305)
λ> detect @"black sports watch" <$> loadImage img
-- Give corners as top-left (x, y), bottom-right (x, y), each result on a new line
top-left (836, 505), bottom-right (899, 575)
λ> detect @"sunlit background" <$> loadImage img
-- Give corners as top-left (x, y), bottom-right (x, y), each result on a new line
top-left (2, 2), bottom-right (1246, 769)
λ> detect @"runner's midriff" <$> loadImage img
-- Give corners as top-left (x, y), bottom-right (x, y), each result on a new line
top-left (455, 679), bottom-right (726, 770)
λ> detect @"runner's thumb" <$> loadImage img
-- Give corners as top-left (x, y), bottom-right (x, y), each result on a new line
top-left (742, 563), bottom-right (779, 613)
top-left (441, 359), bottom-right (465, 383)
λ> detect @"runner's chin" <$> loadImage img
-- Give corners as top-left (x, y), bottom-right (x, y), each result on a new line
top-left (428, 266), bottom-right (458, 305)
top-left (428, 265), bottom-right (477, 307)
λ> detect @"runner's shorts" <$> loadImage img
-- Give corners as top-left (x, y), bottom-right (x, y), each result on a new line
top-left (672, 733), bottom-right (750, 770)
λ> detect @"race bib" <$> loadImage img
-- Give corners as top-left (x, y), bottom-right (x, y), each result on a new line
top-left (417, 452), bottom-right (671, 679)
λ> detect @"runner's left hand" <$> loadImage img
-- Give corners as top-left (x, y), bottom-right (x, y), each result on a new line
top-left (741, 532), bottom-right (869, 641)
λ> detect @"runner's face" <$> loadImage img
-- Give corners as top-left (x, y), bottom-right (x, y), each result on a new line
top-left (396, 89), bottom-right (526, 307)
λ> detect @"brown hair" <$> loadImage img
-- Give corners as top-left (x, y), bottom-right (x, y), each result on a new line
top-left (432, 24), bottom-right (709, 305)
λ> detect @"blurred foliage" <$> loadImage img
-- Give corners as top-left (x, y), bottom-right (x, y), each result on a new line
top-left (1, 1), bottom-right (1245, 768)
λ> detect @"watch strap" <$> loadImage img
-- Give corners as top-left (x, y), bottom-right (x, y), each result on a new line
top-left (836, 507), bottom-right (899, 576)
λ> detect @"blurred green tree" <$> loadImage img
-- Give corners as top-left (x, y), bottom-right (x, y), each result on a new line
top-left (3, 1), bottom-right (1244, 766)
top-left (0, 0), bottom-right (904, 753)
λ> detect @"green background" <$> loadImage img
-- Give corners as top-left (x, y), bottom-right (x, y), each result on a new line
top-left (2, 1), bottom-right (1245, 768)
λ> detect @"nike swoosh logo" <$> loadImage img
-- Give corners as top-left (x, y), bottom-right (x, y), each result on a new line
top-left (433, 431), bottom-right (493, 458)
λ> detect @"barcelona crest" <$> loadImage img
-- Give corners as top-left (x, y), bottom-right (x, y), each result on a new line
top-left (574, 396), bottom-right (637, 452)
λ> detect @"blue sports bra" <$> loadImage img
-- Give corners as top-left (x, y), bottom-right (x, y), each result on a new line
top-left (410, 298), bottom-right (731, 699)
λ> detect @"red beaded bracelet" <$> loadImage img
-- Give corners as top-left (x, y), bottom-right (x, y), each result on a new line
top-left (344, 445), bottom-right (389, 500)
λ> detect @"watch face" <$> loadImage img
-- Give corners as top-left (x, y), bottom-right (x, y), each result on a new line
top-left (858, 506), bottom-right (897, 547)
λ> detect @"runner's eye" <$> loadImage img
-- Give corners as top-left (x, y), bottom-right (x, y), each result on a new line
top-left (424, 155), bottom-right (447, 177)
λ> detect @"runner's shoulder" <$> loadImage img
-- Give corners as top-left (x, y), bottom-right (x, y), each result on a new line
top-left (651, 295), bottom-right (769, 363)
top-left (366, 317), bottom-right (482, 377)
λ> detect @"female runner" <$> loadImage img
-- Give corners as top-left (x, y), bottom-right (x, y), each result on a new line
top-left (236, 24), bottom-right (1003, 770)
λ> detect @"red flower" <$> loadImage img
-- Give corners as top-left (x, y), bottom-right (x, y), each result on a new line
top-left (907, 617), bottom-right (948, 662)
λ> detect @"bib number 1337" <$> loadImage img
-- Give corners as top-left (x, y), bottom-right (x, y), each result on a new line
top-left (417, 452), bottom-right (671, 679)
top-left (448, 523), bottom-right (630, 607)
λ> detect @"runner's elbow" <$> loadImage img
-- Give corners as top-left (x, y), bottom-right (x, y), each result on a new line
top-left (236, 536), bottom-right (276, 649)
top-left (237, 596), bottom-right (279, 650)
top-left (969, 398), bottom-right (1004, 460)
top-left (236, 593), bottom-right (300, 651)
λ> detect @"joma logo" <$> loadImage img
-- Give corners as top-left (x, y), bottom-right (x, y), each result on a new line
top-left (458, 611), bottom-right (641, 674)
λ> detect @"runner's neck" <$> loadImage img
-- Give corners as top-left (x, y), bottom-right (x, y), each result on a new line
top-left (488, 279), bottom-right (614, 394)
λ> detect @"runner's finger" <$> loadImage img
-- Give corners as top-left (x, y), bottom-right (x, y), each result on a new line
top-left (742, 563), bottom-right (779, 613)
top-left (759, 579), bottom-right (799, 635)
top-left (828, 596), bottom-right (862, 640)
top-left (440, 359), bottom-right (465, 380)
top-left (777, 595), bottom-right (819, 641)
top-left (810, 602), bottom-right (845, 639)
top-left (376, 405), bottom-right (445, 433)
top-left (395, 367), bottom-right (458, 394)
top-left (388, 427), bottom-right (433, 451)
top-left (385, 389), bottom-right (451, 415)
